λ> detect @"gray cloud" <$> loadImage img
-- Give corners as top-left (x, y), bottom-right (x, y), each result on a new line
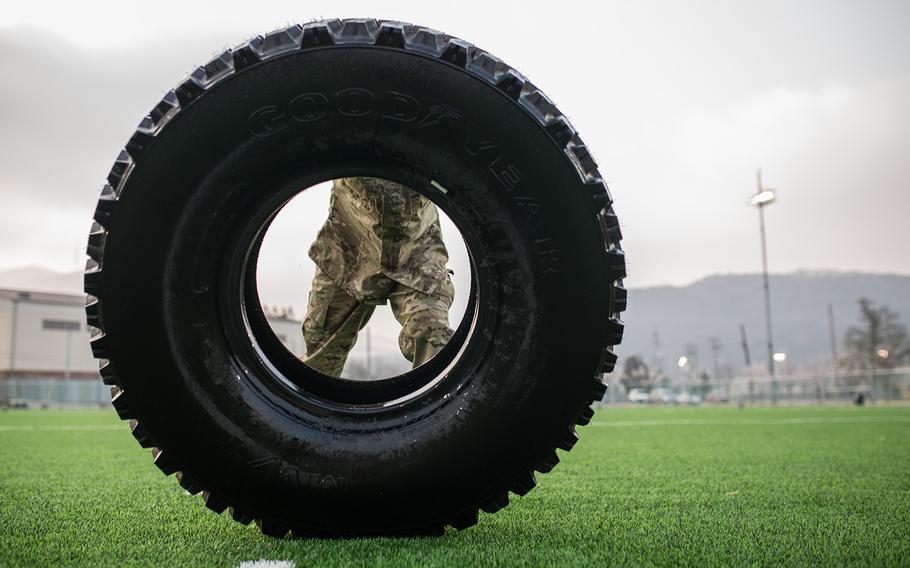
top-left (1, 1), bottom-right (909, 286)
top-left (0, 27), bottom-right (221, 205)
top-left (0, 27), bottom-right (240, 267)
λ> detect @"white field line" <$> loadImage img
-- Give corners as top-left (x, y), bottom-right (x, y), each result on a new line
top-left (1, 416), bottom-right (907, 432)
top-left (237, 561), bottom-right (294, 568)
top-left (590, 416), bottom-right (910, 427)
top-left (0, 424), bottom-right (123, 432)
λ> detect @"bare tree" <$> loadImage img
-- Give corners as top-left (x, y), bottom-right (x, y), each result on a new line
top-left (842, 298), bottom-right (910, 370)
top-left (620, 355), bottom-right (651, 391)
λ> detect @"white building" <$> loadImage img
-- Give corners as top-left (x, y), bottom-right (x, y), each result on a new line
top-left (0, 287), bottom-right (305, 383)
top-left (0, 288), bottom-right (96, 381)
top-left (264, 313), bottom-right (306, 358)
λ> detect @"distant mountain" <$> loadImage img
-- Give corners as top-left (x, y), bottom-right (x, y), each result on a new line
top-left (621, 271), bottom-right (910, 375)
top-left (3, 266), bottom-right (908, 373)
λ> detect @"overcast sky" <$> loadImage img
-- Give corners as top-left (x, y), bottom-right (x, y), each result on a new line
top-left (2, 0), bottom-right (909, 292)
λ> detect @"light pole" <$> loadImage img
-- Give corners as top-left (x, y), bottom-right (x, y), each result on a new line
top-left (9, 297), bottom-right (20, 401)
top-left (750, 170), bottom-right (777, 404)
top-left (740, 324), bottom-right (755, 403)
top-left (677, 356), bottom-right (689, 399)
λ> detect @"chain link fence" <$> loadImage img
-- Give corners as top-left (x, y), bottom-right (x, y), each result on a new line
top-left (2, 378), bottom-right (109, 407)
top-left (603, 366), bottom-right (910, 405)
top-left (3, 366), bottom-right (910, 407)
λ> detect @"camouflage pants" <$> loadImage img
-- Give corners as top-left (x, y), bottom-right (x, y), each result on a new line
top-left (301, 268), bottom-right (455, 377)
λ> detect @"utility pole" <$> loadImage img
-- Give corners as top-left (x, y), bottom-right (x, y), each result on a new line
top-left (709, 337), bottom-right (724, 400)
top-left (740, 324), bottom-right (754, 403)
top-left (709, 337), bottom-right (721, 381)
top-left (750, 170), bottom-right (777, 404)
top-left (9, 297), bottom-right (19, 375)
top-left (9, 297), bottom-right (20, 401)
top-left (739, 325), bottom-right (752, 368)
top-left (685, 343), bottom-right (699, 393)
top-left (652, 327), bottom-right (663, 378)
top-left (827, 303), bottom-right (838, 364)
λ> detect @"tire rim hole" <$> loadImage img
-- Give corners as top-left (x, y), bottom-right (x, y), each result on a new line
top-left (231, 173), bottom-right (481, 408)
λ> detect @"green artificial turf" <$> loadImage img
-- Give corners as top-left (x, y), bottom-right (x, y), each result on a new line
top-left (1, 404), bottom-right (908, 567)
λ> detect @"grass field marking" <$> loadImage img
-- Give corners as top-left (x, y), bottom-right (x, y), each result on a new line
top-left (0, 424), bottom-right (123, 432)
top-left (237, 561), bottom-right (294, 568)
top-left (591, 416), bottom-right (910, 427)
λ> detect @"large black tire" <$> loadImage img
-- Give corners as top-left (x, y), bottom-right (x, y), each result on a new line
top-left (85, 19), bottom-right (626, 537)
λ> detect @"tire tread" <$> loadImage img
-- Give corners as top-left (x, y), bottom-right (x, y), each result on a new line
top-left (84, 17), bottom-right (626, 538)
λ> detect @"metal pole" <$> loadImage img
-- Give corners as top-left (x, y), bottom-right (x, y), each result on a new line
top-left (709, 337), bottom-right (721, 381)
top-left (827, 303), bottom-right (838, 364)
top-left (9, 298), bottom-right (18, 375)
top-left (685, 343), bottom-right (699, 395)
top-left (756, 171), bottom-right (777, 404)
top-left (652, 327), bottom-right (662, 376)
top-left (740, 324), bottom-right (754, 403)
top-left (64, 329), bottom-right (72, 382)
top-left (825, 303), bottom-right (837, 403)
top-left (10, 298), bottom-right (19, 400)
top-left (870, 319), bottom-right (878, 403)
top-left (709, 337), bottom-right (724, 401)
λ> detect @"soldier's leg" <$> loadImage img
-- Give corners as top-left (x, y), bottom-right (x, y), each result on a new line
top-left (302, 268), bottom-right (375, 376)
top-left (388, 275), bottom-right (455, 367)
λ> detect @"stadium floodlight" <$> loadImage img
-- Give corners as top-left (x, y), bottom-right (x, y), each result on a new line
top-left (751, 170), bottom-right (779, 403)
top-left (677, 356), bottom-right (688, 368)
top-left (750, 189), bottom-right (776, 206)
top-left (773, 352), bottom-right (787, 362)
